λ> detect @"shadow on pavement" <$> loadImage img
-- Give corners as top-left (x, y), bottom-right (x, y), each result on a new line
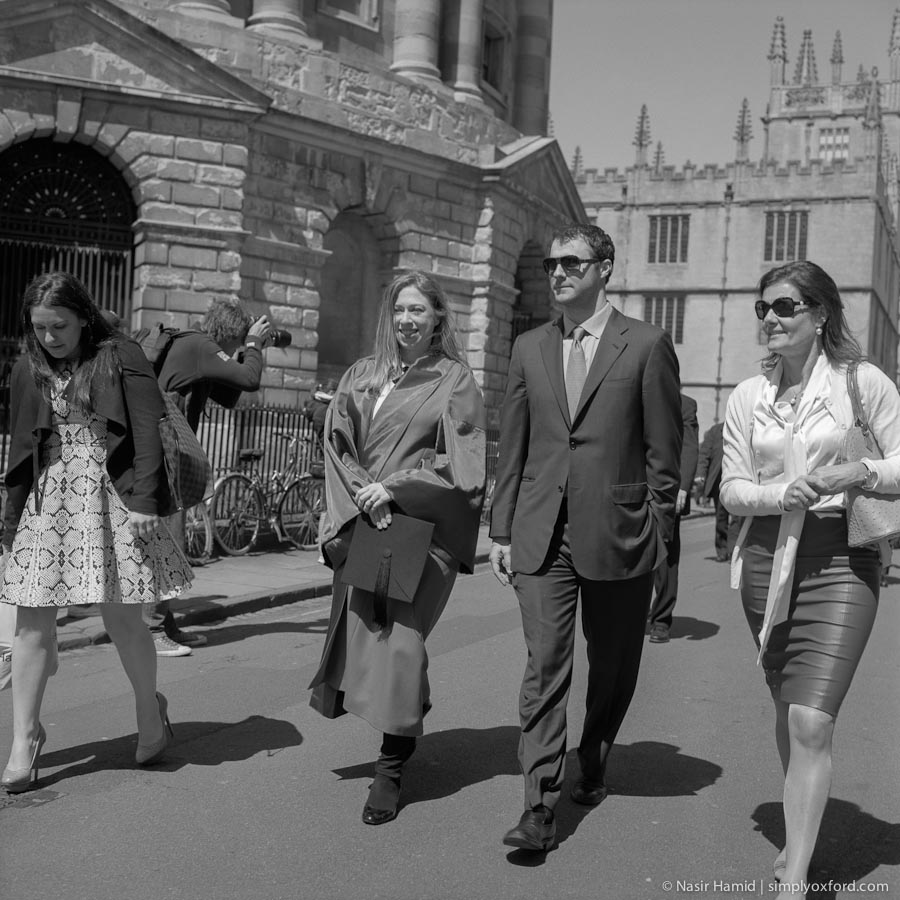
top-left (606, 740), bottom-right (722, 797)
top-left (32, 715), bottom-right (302, 789)
top-left (200, 617), bottom-right (330, 645)
top-left (331, 725), bottom-right (521, 802)
top-left (670, 615), bottom-right (720, 641)
top-left (752, 798), bottom-right (900, 898)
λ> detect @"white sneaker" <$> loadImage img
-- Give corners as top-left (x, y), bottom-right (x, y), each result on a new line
top-left (154, 634), bottom-right (192, 657)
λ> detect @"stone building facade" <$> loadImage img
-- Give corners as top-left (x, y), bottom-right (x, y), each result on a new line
top-left (0, 0), bottom-right (585, 424)
top-left (575, 14), bottom-right (900, 431)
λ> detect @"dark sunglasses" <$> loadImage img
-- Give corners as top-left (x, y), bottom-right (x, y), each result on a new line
top-left (754, 297), bottom-right (815, 320)
top-left (542, 256), bottom-right (601, 275)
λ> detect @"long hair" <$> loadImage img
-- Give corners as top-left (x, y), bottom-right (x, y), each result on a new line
top-left (364, 271), bottom-right (469, 394)
top-left (21, 272), bottom-right (118, 412)
top-left (759, 260), bottom-right (863, 371)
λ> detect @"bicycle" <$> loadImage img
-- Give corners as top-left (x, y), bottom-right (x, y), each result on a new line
top-left (183, 502), bottom-right (213, 565)
top-left (209, 431), bottom-right (319, 555)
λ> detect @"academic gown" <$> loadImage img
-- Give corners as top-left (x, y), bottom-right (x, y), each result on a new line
top-left (309, 353), bottom-right (486, 736)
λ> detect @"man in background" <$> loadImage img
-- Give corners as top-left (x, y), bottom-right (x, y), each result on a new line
top-left (694, 421), bottom-right (730, 562)
top-left (647, 393), bottom-right (699, 643)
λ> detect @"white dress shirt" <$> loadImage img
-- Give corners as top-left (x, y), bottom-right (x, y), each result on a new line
top-left (562, 302), bottom-right (612, 378)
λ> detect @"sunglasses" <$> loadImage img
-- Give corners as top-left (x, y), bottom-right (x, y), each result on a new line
top-left (754, 298), bottom-right (815, 320)
top-left (542, 256), bottom-right (602, 275)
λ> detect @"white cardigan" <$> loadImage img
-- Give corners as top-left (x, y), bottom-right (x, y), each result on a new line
top-left (721, 356), bottom-right (900, 659)
top-left (722, 358), bottom-right (900, 515)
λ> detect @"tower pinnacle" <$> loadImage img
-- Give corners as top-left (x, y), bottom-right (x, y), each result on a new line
top-left (734, 98), bottom-right (753, 161)
top-left (793, 29), bottom-right (819, 86)
top-left (633, 104), bottom-right (651, 167)
top-left (831, 31), bottom-right (843, 84)
top-left (768, 17), bottom-right (787, 86)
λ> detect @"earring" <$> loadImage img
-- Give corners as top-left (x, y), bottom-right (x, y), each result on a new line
top-left (815, 325), bottom-right (823, 335)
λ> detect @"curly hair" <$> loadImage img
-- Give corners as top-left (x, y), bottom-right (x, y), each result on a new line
top-left (201, 298), bottom-right (253, 347)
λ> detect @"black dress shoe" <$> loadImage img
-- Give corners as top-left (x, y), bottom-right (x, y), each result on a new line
top-left (502, 806), bottom-right (555, 851)
top-left (362, 775), bottom-right (400, 826)
top-left (570, 779), bottom-right (608, 806)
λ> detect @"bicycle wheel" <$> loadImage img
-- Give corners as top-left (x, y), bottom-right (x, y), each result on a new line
top-left (183, 502), bottom-right (213, 565)
top-left (211, 473), bottom-right (264, 555)
top-left (299, 475), bottom-right (326, 516)
top-left (278, 479), bottom-right (319, 551)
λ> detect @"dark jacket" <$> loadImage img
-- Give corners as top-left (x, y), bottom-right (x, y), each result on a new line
top-left (157, 330), bottom-right (264, 431)
top-left (3, 337), bottom-right (171, 548)
top-left (696, 420), bottom-right (725, 498)
top-left (489, 309), bottom-right (682, 580)
top-left (678, 393), bottom-right (700, 516)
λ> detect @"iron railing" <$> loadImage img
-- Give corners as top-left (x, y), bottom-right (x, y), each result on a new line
top-left (0, 401), bottom-right (500, 525)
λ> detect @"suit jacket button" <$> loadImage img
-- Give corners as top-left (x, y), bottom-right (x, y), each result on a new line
top-left (569, 440), bottom-right (577, 449)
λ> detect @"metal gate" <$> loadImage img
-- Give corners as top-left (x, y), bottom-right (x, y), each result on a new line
top-left (0, 138), bottom-right (136, 460)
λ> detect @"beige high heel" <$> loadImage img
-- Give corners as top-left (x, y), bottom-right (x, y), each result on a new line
top-left (135, 692), bottom-right (174, 766)
top-left (2, 724), bottom-right (46, 793)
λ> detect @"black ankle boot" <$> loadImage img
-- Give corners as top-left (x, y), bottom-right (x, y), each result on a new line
top-left (362, 774), bottom-right (401, 825)
top-left (361, 733), bottom-right (416, 825)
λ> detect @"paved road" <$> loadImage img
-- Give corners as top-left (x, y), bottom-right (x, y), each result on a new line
top-left (2, 518), bottom-right (899, 900)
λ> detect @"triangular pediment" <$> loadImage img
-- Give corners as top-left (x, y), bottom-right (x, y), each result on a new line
top-left (0, 0), bottom-right (268, 112)
top-left (482, 137), bottom-right (586, 223)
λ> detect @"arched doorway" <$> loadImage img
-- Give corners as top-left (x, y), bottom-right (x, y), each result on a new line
top-left (318, 211), bottom-right (381, 384)
top-left (0, 139), bottom-right (136, 438)
top-left (0, 138), bottom-right (136, 341)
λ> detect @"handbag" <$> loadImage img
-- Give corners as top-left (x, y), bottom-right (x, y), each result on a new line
top-left (341, 513), bottom-right (434, 627)
top-left (842, 362), bottom-right (900, 547)
top-left (158, 391), bottom-right (214, 512)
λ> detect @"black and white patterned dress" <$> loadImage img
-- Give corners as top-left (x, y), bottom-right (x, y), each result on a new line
top-left (0, 379), bottom-right (193, 608)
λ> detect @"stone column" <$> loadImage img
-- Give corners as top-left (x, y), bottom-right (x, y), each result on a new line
top-left (167, 0), bottom-right (235, 19)
top-left (445, 0), bottom-right (483, 102)
top-left (512, 0), bottom-right (552, 135)
top-left (391, 0), bottom-right (441, 82)
top-left (247, 0), bottom-right (308, 40)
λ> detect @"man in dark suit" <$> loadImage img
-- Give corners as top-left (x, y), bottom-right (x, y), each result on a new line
top-left (647, 393), bottom-right (699, 643)
top-left (489, 223), bottom-right (682, 851)
top-left (694, 421), bottom-right (729, 561)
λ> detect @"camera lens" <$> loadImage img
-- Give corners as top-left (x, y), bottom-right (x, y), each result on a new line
top-left (271, 328), bottom-right (292, 348)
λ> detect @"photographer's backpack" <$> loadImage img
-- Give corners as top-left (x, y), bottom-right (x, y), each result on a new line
top-left (131, 323), bottom-right (185, 376)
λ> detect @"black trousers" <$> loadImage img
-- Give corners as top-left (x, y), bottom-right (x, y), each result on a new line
top-left (649, 514), bottom-right (681, 627)
top-left (512, 514), bottom-right (652, 811)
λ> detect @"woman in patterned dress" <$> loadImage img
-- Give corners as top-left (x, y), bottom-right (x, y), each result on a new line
top-left (1, 272), bottom-right (193, 792)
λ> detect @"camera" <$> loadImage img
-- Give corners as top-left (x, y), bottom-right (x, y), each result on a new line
top-left (269, 328), bottom-right (292, 349)
top-left (254, 317), bottom-right (292, 348)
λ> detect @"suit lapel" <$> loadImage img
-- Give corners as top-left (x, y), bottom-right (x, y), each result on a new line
top-left (573, 308), bottom-right (628, 422)
top-left (539, 319), bottom-right (571, 426)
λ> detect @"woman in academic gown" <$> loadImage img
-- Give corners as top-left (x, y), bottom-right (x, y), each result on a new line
top-left (309, 270), bottom-right (486, 825)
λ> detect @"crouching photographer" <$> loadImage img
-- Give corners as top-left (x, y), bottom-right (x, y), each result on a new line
top-left (146, 298), bottom-right (288, 656)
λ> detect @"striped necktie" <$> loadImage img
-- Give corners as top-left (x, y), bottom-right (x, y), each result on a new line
top-left (566, 325), bottom-right (587, 419)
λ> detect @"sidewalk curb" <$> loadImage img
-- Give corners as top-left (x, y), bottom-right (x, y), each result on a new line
top-left (56, 547), bottom-right (495, 654)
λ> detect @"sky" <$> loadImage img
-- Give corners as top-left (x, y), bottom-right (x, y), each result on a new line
top-left (549, 0), bottom-right (900, 173)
